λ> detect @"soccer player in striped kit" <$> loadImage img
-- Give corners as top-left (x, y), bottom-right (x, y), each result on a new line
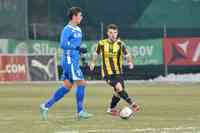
top-left (90, 24), bottom-right (140, 116)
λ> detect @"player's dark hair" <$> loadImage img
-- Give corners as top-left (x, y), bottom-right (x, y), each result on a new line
top-left (68, 7), bottom-right (82, 20)
top-left (106, 24), bottom-right (118, 31)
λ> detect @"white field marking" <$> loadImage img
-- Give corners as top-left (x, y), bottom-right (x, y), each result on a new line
top-left (0, 116), bottom-right (15, 121)
top-left (54, 127), bottom-right (200, 133)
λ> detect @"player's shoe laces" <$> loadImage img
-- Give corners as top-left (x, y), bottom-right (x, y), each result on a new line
top-left (131, 103), bottom-right (140, 112)
top-left (40, 104), bottom-right (48, 121)
top-left (107, 108), bottom-right (120, 116)
top-left (78, 110), bottom-right (93, 119)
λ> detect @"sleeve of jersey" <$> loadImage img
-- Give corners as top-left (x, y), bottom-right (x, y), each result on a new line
top-left (122, 44), bottom-right (129, 55)
top-left (96, 42), bottom-right (101, 54)
top-left (60, 28), bottom-right (76, 50)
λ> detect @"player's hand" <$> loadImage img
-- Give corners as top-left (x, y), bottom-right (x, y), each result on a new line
top-left (89, 62), bottom-right (95, 71)
top-left (128, 62), bottom-right (134, 69)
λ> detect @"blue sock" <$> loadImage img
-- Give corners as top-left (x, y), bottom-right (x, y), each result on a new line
top-left (76, 85), bottom-right (85, 113)
top-left (44, 85), bottom-right (70, 109)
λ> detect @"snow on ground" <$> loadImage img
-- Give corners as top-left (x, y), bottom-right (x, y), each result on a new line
top-left (152, 73), bottom-right (200, 82)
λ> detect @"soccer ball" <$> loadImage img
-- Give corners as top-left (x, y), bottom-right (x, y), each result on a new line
top-left (119, 107), bottom-right (134, 119)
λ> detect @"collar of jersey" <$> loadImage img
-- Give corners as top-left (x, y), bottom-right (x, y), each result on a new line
top-left (67, 24), bottom-right (81, 32)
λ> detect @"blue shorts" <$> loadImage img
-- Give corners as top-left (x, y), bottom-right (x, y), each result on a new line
top-left (61, 63), bottom-right (84, 83)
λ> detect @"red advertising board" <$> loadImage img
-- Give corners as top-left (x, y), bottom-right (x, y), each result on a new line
top-left (0, 55), bottom-right (28, 81)
top-left (164, 37), bottom-right (200, 65)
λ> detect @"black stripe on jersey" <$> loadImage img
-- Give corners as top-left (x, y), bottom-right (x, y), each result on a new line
top-left (117, 44), bottom-right (122, 72)
top-left (109, 57), bottom-right (116, 74)
top-left (101, 45), bottom-right (108, 76)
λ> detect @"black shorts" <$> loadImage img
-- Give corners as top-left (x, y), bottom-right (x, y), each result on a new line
top-left (104, 74), bottom-right (125, 89)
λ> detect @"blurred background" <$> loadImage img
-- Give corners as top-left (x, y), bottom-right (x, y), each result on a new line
top-left (1, 0), bottom-right (200, 81)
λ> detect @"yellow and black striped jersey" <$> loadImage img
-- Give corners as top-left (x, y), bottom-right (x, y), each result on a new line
top-left (96, 39), bottom-right (129, 77)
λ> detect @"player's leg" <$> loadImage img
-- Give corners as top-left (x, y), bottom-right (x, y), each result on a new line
top-left (43, 80), bottom-right (73, 109)
top-left (106, 93), bottom-right (121, 116)
top-left (75, 80), bottom-right (93, 119)
top-left (75, 80), bottom-right (86, 113)
top-left (40, 80), bottom-right (73, 120)
top-left (40, 64), bottom-right (73, 120)
top-left (110, 94), bottom-right (121, 109)
top-left (114, 81), bottom-right (140, 112)
top-left (72, 64), bottom-right (93, 119)
top-left (106, 77), bottom-right (121, 115)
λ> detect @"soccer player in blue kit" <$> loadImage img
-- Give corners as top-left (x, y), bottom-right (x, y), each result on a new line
top-left (40, 7), bottom-right (93, 120)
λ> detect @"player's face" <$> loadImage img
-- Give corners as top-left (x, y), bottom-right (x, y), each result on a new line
top-left (73, 12), bottom-right (83, 25)
top-left (107, 29), bottom-right (118, 42)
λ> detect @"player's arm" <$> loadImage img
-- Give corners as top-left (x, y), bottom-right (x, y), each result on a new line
top-left (121, 42), bottom-right (134, 69)
top-left (60, 28), bottom-right (77, 50)
top-left (90, 42), bottom-right (101, 71)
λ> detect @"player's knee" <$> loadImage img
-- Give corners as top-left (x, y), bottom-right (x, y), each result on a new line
top-left (64, 84), bottom-right (73, 90)
top-left (115, 82), bottom-right (123, 92)
top-left (63, 80), bottom-right (73, 90)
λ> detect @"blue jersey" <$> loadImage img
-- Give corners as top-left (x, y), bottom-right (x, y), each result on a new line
top-left (59, 24), bottom-right (84, 82)
top-left (60, 24), bottom-right (82, 65)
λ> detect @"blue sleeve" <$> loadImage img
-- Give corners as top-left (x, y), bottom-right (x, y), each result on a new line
top-left (60, 28), bottom-right (76, 50)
